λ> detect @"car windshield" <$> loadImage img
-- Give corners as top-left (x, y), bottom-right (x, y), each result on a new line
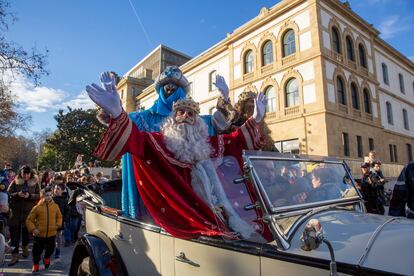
top-left (250, 159), bottom-right (359, 211)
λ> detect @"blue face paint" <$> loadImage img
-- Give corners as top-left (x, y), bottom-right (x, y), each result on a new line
top-left (149, 86), bottom-right (186, 116)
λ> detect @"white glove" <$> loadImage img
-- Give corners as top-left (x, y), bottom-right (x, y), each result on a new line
top-left (100, 71), bottom-right (117, 93)
top-left (213, 75), bottom-right (229, 101)
top-left (252, 92), bottom-right (267, 123)
top-left (85, 72), bottom-right (122, 118)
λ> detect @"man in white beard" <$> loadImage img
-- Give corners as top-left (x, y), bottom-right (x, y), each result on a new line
top-left (86, 75), bottom-right (267, 240)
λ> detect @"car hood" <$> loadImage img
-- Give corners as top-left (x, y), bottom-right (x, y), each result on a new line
top-left (287, 210), bottom-right (414, 275)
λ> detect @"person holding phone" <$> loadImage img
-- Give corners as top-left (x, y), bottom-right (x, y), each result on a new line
top-left (7, 165), bottom-right (40, 266)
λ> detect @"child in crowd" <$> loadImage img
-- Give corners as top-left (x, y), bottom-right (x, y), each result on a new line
top-left (26, 187), bottom-right (62, 274)
top-left (52, 183), bottom-right (68, 259)
top-left (0, 176), bottom-right (10, 239)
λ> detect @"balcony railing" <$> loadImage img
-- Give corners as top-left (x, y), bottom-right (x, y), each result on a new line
top-left (332, 51), bottom-right (343, 63)
top-left (338, 104), bottom-right (348, 113)
top-left (243, 72), bottom-right (254, 81)
top-left (352, 109), bottom-right (361, 118)
top-left (261, 64), bottom-right (273, 74)
top-left (359, 67), bottom-right (369, 77)
top-left (365, 113), bottom-right (373, 121)
top-left (282, 54), bottom-right (296, 66)
top-left (347, 60), bottom-right (357, 70)
top-left (265, 112), bottom-right (277, 119)
top-left (284, 106), bottom-right (300, 116)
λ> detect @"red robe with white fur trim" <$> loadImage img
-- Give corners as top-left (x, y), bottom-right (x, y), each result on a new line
top-left (94, 111), bottom-right (264, 239)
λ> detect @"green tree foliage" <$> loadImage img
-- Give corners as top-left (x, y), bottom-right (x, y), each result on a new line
top-left (45, 107), bottom-right (116, 170)
top-left (37, 144), bottom-right (58, 171)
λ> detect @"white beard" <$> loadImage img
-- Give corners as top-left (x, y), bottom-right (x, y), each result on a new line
top-left (162, 116), bottom-right (212, 164)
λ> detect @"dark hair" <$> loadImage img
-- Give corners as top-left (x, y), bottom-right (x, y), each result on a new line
top-left (360, 163), bottom-right (369, 169)
top-left (54, 183), bottom-right (66, 191)
top-left (312, 168), bottom-right (335, 184)
top-left (21, 165), bottom-right (31, 174)
top-left (40, 186), bottom-right (53, 197)
top-left (372, 161), bottom-right (382, 166)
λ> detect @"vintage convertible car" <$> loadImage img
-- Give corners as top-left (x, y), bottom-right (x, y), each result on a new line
top-left (69, 151), bottom-right (414, 276)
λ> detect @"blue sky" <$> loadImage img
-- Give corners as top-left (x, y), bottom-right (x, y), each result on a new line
top-left (5, 0), bottom-right (414, 134)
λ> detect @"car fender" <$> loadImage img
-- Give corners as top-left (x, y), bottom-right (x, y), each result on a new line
top-left (69, 232), bottom-right (128, 276)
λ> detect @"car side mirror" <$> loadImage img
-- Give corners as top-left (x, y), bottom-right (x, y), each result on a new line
top-left (300, 219), bottom-right (323, 251)
top-left (301, 219), bottom-right (338, 276)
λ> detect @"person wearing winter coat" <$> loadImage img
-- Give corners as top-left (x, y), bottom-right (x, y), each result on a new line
top-left (26, 187), bottom-right (62, 274)
top-left (52, 183), bottom-right (68, 258)
top-left (7, 165), bottom-right (40, 266)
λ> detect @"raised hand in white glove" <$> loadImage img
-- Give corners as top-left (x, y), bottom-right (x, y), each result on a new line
top-left (100, 71), bottom-right (117, 93)
top-left (213, 74), bottom-right (229, 101)
top-left (252, 92), bottom-right (267, 123)
top-left (85, 72), bottom-right (122, 118)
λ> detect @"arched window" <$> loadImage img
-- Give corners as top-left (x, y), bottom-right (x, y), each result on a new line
top-left (336, 77), bottom-right (346, 105)
top-left (283, 30), bottom-right (296, 57)
top-left (403, 109), bottom-right (409, 130)
top-left (244, 50), bottom-right (254, 74)
top-left (382, 63), bottom-right (389, 85)
top-left (208, 70), bottom-right (216, 91)
top-left (285, 78), bottom-right (299, 107)
top-left (386, 101), bottom-right (393, 125)
top-left (264, 86), bottom-right (276, 112)
top-left (363, 88), bottom-right (371, 114)
top-left (346, 36), bottom-right (355, 61)
top-left (358, 44), bottom-right (367, 68)
top-left (262, 40), bottom-right (273, 66)
top-left (399, 73), bottom-right (405, 94)
top-left (332, 27), bottom-right (341, 54)
top-left (351, 83), bottom-right (359, 109)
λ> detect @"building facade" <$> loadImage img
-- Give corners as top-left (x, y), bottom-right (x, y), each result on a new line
top-left (129, 0), bottom-right (414, 172)
top-left (117, 45), bottom-right (191, 112)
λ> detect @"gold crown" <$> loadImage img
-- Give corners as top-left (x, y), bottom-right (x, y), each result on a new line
top-left (173, 97), bottom-right (200, 114)
top-left (238, 91), bottom-right (256, 102)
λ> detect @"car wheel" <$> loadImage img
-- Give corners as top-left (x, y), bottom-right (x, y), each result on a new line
top-left (76, 256), bottom-right (92, 276)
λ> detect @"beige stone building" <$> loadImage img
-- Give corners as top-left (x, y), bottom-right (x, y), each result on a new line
top-left (121, 0), bottom-right (414, 174)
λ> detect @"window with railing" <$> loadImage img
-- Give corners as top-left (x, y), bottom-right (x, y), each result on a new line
top-left (358, 44), bottom-right (367, 68)
top-left (351, 83), bottom-right (359, 109)
top-left (346, 36), bottom-right (355, 61)
top-left (363, 89), bottom-right (371, 114)
top-left (285, 78), bottom-right (299, 107)
top-left (332, 27), bottom-right (341, 54)
top-left (244, 50), bottom-right (254, 74)
top-left (208, 70), bottom-right (216, 92)
top-left (262, 40), bottom-right (273, 66)
top-left (283, 30), bottom-right (296, 57)
top-left (336, 77), bottom-right (346, 105)
top-left (264, 86), bottom-right (276, 112)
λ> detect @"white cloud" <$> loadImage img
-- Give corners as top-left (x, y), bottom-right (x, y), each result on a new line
top-left (60, 91), bottom-right (96, 110)
top-left (378, 15), bottom-right (412, 39)
top-left (6, 72), bottom-right (95, 112)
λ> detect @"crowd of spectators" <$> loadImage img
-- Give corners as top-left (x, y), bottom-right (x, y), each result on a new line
top-left (0, 156), bottom-right (112, 273)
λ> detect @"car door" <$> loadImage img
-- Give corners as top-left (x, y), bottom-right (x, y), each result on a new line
top-left (174, 238), bottom-right (260, 276)
top-left (115, 217), bottom-right (163, 276)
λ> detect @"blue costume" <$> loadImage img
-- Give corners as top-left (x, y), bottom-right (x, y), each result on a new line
top-left (122, 80), bottom-right (217, 218)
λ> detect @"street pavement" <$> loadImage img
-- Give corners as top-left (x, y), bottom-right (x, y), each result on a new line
top-left (0, 242), bottom-right (74, 275)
